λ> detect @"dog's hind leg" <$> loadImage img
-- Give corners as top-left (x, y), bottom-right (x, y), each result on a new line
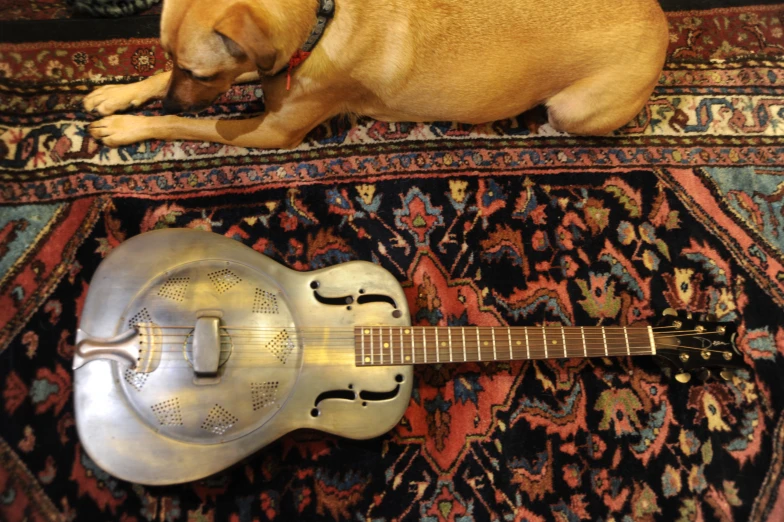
top-left (545, 70), bottom-right (659, 136)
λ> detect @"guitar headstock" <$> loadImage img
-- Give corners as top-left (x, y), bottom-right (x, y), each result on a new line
top-left (653, 309), bottom-right (743, 383)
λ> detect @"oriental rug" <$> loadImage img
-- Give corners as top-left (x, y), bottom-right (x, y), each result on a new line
top-left (1, 3), bottom-right (784, 522)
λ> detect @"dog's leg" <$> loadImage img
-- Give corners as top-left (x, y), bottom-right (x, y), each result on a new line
top-left (546, 72), bottom-right (658, 136)
top-left (83, 72), bottom-right (171, 116)
top-left (88, 75), bottom-right (343, 148)
top-left (83, 71), bottom-right (261, 117)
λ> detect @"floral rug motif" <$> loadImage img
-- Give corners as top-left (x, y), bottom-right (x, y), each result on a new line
top-left (1, 3), bottom-right (784, 522)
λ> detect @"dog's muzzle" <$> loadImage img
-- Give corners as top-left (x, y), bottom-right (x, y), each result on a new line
top-left (162, 96), bottom-right (211, 115)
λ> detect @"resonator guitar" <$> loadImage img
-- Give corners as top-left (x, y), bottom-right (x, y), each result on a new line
top-left (73, 229), bottom-right (743, 485)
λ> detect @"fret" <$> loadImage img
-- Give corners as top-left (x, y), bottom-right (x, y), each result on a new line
top-left (410, 328), bottom-right (415, 363)
top-left (448, 328), bottom-right (453, 362)
top-left (399, 328), bottom-right (404, 363)
top-left (648, 326), bottom-right (656, 355)
top-left (561, 326), bottom-right (567, 358)
top-left (623, 327), bottom-right (630, 356)
top-left (370, 327), bottom-right (374, 364)
top-left (492, 328), bottom-right (497, 360)
top-left (601, 326), bottom-right (608, 356)
top-left (423, 328), bottom-right (427, 363)
top-left (580, 326), bottom-right (587, 357)
top-left (507, 327), bottom-right (513, 360)
top-left (542, 327), bottom-right (548, 359)
top-left (435, 328), bottom-right (440, 363)
top-left (361, 328), bottom-right (366, 364)
top-left (476, 328), bottom-right (481, 361)
top-left (387, 326), bottom-right (396, 364)
top-left (461, 327), bottom-right (467, 362)
top-left (525, 327), bottom-right (530, 360)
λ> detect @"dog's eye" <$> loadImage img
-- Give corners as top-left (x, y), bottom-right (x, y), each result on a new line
top-left (193, 74), bottom-right (218, 82)
top-left (180, 68), bottom-right (217, 82)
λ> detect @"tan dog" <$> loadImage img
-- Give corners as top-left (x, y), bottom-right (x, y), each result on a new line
top-left (85, 0), bottom-right (669, 149)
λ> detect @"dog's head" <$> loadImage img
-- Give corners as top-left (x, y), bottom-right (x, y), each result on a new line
top-left (159, 0), bottom-right (287, 113)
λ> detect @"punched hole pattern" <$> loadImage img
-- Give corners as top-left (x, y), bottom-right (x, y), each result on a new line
top-left (253, 289), bottom-right (279, 314)
top-left (251, 382), bottom-right (279, 410)
top-left (201, 405), bottom-right (239, 435)
top-left (207, 269), bottom-right (242, 294)
top-left (158, 277), bottom-right (189, 301)
top-left (126, 309), bottom-right (154, 390)
top-left (151, 398), bottom-right (183, 426)
top-left (267, 330), bottom-right (294, 364)
top-left (124, 368), bottom-right (148, 391)
top-left (128, 308), bottom-right (152, 330)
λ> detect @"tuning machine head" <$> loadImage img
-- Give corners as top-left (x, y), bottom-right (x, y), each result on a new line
top-left (654, 309), bottom-right (743, 379)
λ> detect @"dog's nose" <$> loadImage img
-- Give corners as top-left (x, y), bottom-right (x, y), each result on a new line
top-left (162, 96), bottom-right (184, 114)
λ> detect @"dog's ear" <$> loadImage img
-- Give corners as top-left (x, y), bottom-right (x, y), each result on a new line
top-left (214, 4), bottom-right (277, 72)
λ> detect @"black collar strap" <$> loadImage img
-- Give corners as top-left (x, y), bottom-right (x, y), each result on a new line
top-left (301, 0), bottom-right (335, 53)
top-left (284, 0), bottom-right (334, 89)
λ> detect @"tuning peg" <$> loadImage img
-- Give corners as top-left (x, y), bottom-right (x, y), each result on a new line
top-left (663, 309), bottom-right (678, 317)
top-left (704, 314), bottom-right (717, 322)
top-left (675, 372), bottom-right (692, 383)
top-left (720, 370), bottom-right (734, 381)
top-left (696, 369), bottom-right (712, 382)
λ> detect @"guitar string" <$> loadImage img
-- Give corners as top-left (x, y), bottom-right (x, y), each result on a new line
top-left (138, 337), bottom-right (713, 352)
top-left (134, 343), bottom-right (731, 364)
top-left (139, 324), bottom-right (706, 332)
top-left (134, 330), bottom-right (728, 352)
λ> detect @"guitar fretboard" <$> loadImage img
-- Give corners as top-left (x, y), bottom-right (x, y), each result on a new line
top-left (354, 326), bottom-right (656, 366)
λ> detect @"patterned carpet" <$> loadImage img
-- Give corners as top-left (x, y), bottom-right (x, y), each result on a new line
top-left (2, 3), bottom-right (784, 522)
top-left (0, 0), bottom-right (161, 21)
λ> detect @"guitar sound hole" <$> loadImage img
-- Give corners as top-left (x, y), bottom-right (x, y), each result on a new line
top-left (356, 294), bottom-right (397, 308)
top-left (314, 389), bottom-right (356, 407)
top-left (359, 385), bottom-right (400, 402)
top-left (313, 291), bottom-right (353, 306)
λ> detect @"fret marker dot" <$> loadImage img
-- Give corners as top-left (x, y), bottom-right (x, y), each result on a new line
top-left (483, 341), bottom-right (489, 346)
top-left (516, 341), bottom-right (521, 345)
top-left (405, 355), bottom-right (411, 362)
top-left (552, 340), bottom-right (557, 345)
top-left (404, 329), bottom-right (410, 334)
top-left (440, 342), bottom-right (446, 347)
top-left (364, 329), bottom-right (370, 334)
top-left (364, 357), bottom-right (370, 362)
top-left (383, 342), bottom-right (389, 348)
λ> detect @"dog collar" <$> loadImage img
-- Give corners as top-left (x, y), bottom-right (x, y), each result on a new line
top-left (286, 0), bottom-right (335, 89)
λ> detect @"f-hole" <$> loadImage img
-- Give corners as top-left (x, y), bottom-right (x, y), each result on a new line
top-left (314, 389), bottom-right (356, 407)
top-left (359, 385), bottom-right (400, 402)
top-left (313, 291), bottom-right (354, 306)
top-left (357, 294), bottom-right (397, 309)
top-left (313, 384), bottom-right (401, 408)
top-left (312, 291), bottom-right (397, 309)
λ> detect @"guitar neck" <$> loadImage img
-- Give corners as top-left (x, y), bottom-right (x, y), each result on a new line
top-left (354, 326), bottom-right (656, 366)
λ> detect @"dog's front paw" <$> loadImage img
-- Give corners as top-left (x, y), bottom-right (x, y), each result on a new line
top-left (88, 115), bottom-right (155, 147)
top-left (83, 84), bottom-right (148, 116)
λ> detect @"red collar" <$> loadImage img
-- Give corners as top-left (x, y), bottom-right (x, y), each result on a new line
top-left (285, 0), bottom-right (335, 90)
top-left (286, 50), bottom-right (312, 90)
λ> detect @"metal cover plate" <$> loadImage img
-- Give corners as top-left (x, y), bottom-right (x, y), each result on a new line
top-left (117, 259), bottom-right (302, 444)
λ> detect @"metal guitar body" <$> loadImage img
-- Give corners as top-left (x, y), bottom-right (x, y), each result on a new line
top-left (74, 229), bottom-right (412, 485)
